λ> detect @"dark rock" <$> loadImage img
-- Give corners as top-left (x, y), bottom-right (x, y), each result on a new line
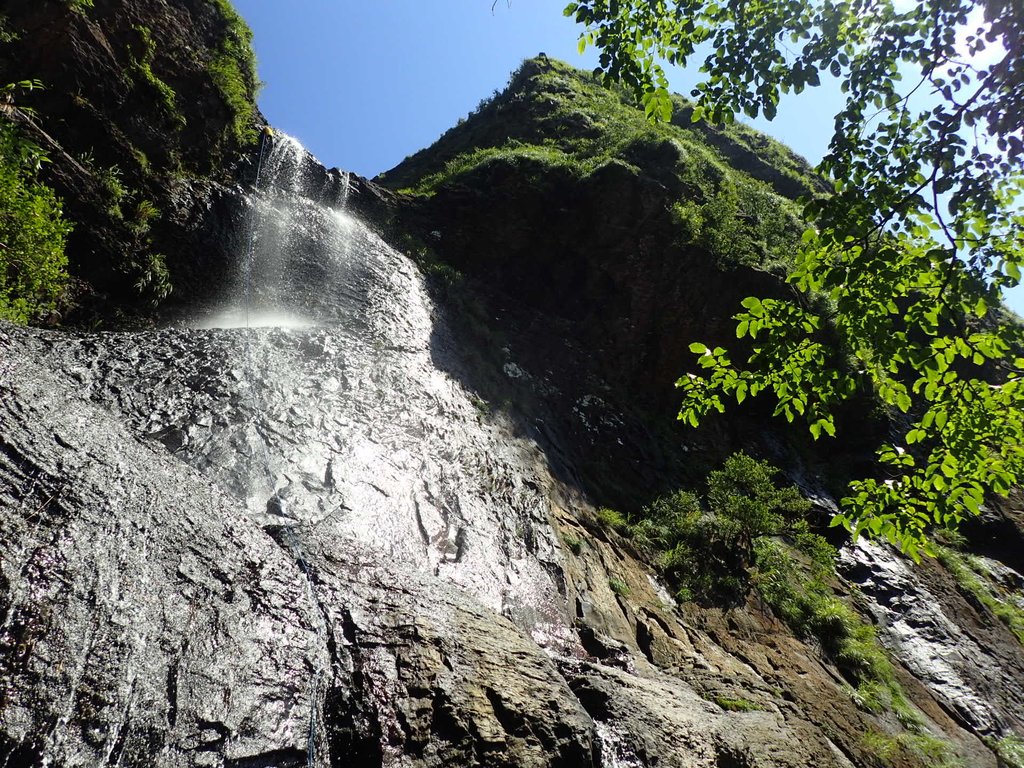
top-left (0, 0), bottom-right (261, 320)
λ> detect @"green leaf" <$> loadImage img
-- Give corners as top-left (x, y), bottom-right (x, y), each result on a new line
top-left (574, 0), bottom-right (1024, 553)
top-left (740, 297), bottom-right (763, 316)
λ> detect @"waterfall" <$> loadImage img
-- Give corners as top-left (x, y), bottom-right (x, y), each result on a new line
top-left (594, 722), bottom-right (645, 768)
top-left (193, 133), bottom-right (360, 330)
top-left (0, 124), bottom-right (613, 764)
top-left (177, 133), bottom-right (576, 762)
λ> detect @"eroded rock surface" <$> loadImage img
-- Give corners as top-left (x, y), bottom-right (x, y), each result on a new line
top-left (2, 72), bottom-right (1024, 768)
top-left (0, 326), bottom-right (597, 767)
top-left (840, 540), bottom-right (1024, 737)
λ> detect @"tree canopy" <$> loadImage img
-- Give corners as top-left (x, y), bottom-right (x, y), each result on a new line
top-left (566, 0), bottom-right (1024, 557)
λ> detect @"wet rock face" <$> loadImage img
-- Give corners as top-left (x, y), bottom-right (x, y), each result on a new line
top-left (1, 321), bottom-right (877, 768)
top-left (0, 143), bottom-right (881, 766)
top-left (3, 134), bottom-right (1023, 768)
top-left (0, 326), bottom-right (596, 768)
top-left (839, 540), bottom-right (1024, 737)
top-left (0, 330), bottom-right (321, 767)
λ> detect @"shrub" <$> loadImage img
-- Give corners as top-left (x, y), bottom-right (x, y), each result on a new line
top-left (631, 489), bottom-right (700, 551)
top-left (986, 735), bottom-right (1024, 768)
top-left (754, 539), bottom-right (893, 686)
top-left (595, 506), bottom-right (630, 533)
top-left (705, 452), bottom-right (810, 567)
top-left (644, 453), bottom-right (813, 602)
top-left (130, 251), bottom-right (171, 305)
top-left (608, 577), bottom-right (630, 596)
top-left (0, 121), bottom-right (70, 323)
top-left (561, 533), bottom-right (583, 555)
top-left (97, 164), bottom-right (127, 218)
top-left (633, 455), bottom-right (904, 692)
top-left (129, 26), bottom-right (183, 126)
top-left (129, 199), bottom-right (159, 235)
top-left (0, 15), bottom-right (17, 43)
top-left (64, 0), bottom-right (94, 13)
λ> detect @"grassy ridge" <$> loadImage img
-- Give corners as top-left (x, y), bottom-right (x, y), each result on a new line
top-left (380, 57), bottom-right (817, 272)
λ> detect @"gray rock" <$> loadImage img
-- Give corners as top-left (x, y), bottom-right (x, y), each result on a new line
top-left (0, 326), bottom-right (596, 767)
top-left (839, 539), bottom-right (1024, 736)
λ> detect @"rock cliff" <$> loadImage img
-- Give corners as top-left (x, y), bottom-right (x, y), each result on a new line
top-left (1, 5), bottom-right (1023, 768)
top-left (0, 0), bottom-right (260, 320)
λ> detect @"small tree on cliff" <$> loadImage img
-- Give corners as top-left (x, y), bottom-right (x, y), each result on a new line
top-left (566, 0), bottom-right (1024, 558)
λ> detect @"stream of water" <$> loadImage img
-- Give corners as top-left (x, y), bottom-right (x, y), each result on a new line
top-left (119, 134), bottom-right (577, 763)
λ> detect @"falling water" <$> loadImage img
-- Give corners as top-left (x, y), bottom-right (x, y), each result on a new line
top-left (211, 132), bottom-right (570, 763)
top-left (173, 134), bottom-right (573, 635)
top-left (36, 132), bottom-right (579, 764)
top-left (193, 133), bottom-right (359, 330)
top-left (594, 722), bottom-right (645, 768)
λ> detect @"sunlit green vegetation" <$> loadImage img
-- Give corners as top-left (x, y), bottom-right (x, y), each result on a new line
top-left (0, 120), bottom-right (70, 324)
top-left (936, 544), bottom-right (1024, 646)
top-left (206, 0), bottom-right (259, 146)
top-left (596, 452), bottom-right (942, 733)
top-left (860, 730), bottom-right (962, 768)
top-left (713, 696), bottom-right (762, 712)
top-left (986, 735), bottom-right (1024, 768)
top-left (64, 0), bottom-right (94, 14)
top-left (129, 25), bottom-right (183, 126)
top-left (382, 57), bottom-right (808, 272)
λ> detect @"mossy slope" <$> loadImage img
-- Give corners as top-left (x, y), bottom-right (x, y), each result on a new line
top-left (381, 57), bottom-right (818, 275)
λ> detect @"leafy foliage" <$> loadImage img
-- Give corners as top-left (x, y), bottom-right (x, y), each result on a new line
top-left (595, 505), bottom-right (631, 533)
top-left (567, 0), bottom-right (1024, 556)
top-left (206, 0), bottom-right (259, 146)
top-left (73, 152), bottom-right (170, 305)
top-left (0, 15), bottom-right (18, 44)
top-left (755, 537), bottom-right (895, 687)
top-left (985, 735), bottom-right (1024, 768)
top-left (129, 25), bottom-right (183, 126)
top-left (0, 87), bottom-right (70, 324)
top-left (63, 0), bottom-right (94, 14)
top-left (629, 453), bottom-right (916, 713)
top-left (608, 577), bottom-right (631, 596)
top-left (632, 454), bottom-right (815, 602)
top-left (130, 250), bottom-right (171, 305)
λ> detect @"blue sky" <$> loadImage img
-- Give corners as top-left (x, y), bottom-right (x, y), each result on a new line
top-left (232, 1), bottom-right (1023, 314)
top-left (232, 0), bottom-right (843, 178)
